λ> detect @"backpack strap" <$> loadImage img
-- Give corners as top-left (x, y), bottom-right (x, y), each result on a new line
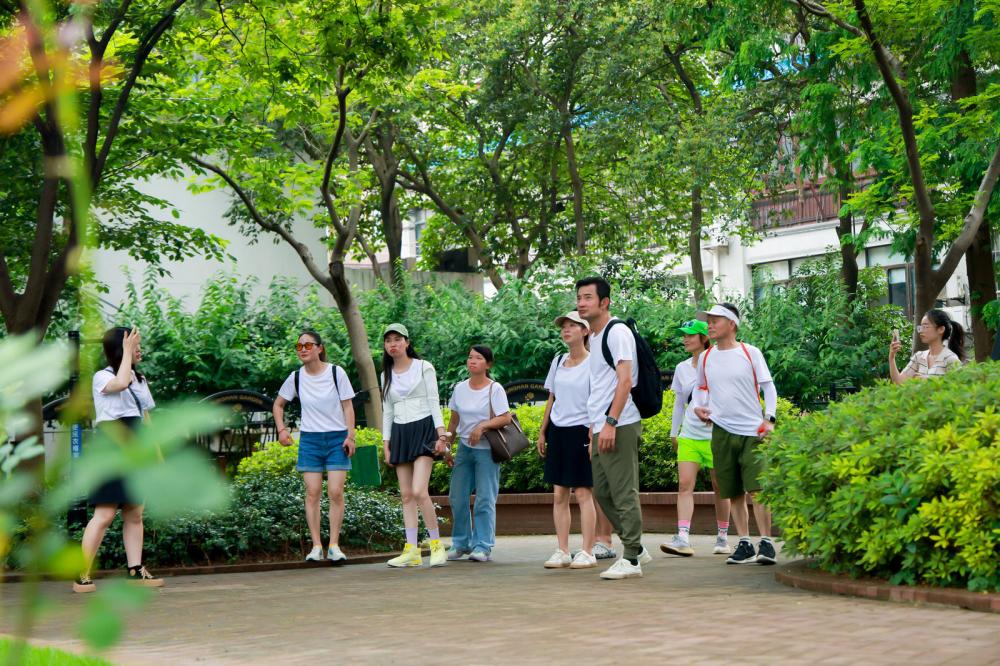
top-left (293, 364), bottom-right (340, 402)
top-left (698, 346), bottom-right (713, 391)
top-left (601, 319), bottom-right (625, 371)
top-left (740, 343), bottom-right (759, 397)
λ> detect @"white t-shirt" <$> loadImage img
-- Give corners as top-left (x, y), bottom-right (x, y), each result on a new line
top-left (388, 360), bottom-right (422, 399)
top-left (448, 380), bottom-right (511, 449)
top-left (92, 368), bottom-right (155, 424)
top-left (696, 344), bottom-right (772, 437)
top-left (543, 353), bottom-right (591, 428)
top-left (670, 359), bottom-right (712, 441)
top-left (587, 319), bottom-right (640, 434)
top-left (278, 363), bottom-right (356, 433)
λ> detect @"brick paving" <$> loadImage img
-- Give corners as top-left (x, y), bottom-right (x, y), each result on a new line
top-left (2, 535), bottom-right (998, 665)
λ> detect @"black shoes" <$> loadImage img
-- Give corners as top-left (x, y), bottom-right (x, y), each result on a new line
top-left (726, 538), bottom-right (758, 565)
top-left (756, 538), bottom-right (777, 565)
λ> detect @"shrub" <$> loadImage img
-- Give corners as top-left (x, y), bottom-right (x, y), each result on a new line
top-left (760, 362), bottom-right (1000, 592)
top-left (68, 441), bottom-right (407, 570)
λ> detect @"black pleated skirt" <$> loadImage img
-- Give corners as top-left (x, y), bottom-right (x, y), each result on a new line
top-left (389, 416), bottom-right (438, 465)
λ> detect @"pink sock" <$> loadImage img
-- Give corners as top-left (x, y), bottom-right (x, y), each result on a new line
top-left (717, 521), bottom-right (729, 537)
top-left (678, 520), bottom-right (691, 538)
top-left (405, 528), bottom-right (418, 545)
top-left (428, 528), bottom-right (440, 541)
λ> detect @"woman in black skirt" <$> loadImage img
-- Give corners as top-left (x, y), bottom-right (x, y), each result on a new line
top-left (381, 323), bottom-right (449, 568)
top-left (537, 311), bottom-right (598, 569)
top-left (74, 327), bottom-right (163, 593)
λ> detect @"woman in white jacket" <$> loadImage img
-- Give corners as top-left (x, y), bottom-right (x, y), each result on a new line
top-left (381, 323), bottom-right (449, 568)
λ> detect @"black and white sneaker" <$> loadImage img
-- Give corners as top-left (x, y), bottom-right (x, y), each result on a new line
top-left (726, 538), bottom-right (757, 565)
top-left (756, 538), bottom-right (777, 565)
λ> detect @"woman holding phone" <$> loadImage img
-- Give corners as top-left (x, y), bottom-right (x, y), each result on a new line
top-left (890, 309), bottom-right (965, 384)
top-left (273, 330), bottom-right (357, 563)
top-left (75, 327), bottom-right (162, 593)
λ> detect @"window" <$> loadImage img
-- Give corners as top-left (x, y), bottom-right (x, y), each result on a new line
top-left (884, 264), bottom-right (916, 317)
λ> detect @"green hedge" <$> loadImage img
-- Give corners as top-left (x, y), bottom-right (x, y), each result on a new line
top-left (760, 362), bottom-right (1000, 592)
top-left (67, 444), bottom-right (406, 570)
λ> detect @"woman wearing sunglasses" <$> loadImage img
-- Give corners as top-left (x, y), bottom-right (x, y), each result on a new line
top-left (660, 319), bottom-right (732, 558)
top-left (273, 330), bottom-right (357, 563)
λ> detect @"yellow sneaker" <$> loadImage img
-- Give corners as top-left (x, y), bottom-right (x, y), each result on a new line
top-left (429, 539), bottom-right (447, 567)
top-left (387, 543), bottom-right (423, 568)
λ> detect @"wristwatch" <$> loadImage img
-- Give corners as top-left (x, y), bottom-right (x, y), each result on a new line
top-left (605, 415), bottom-right (619, 427)
top-left (767, 415), bottom-right (777, 424)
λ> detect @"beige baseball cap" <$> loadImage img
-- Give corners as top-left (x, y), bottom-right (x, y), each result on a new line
top-left (554, 311), bottom-right (589, 330)
top-left (383, 323), bottom-right (410, 338)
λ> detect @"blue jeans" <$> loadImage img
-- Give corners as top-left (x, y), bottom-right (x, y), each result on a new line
top-left (448, 445), bottom-right (500, 553)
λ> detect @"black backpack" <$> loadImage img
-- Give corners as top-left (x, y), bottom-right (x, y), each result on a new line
top-left (601, 318), bottom-right (664, 419)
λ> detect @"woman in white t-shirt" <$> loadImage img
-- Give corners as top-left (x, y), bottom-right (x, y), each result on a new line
top-left (440, 345), bottom-right (512, 562)
top-left (660, 319), bottom-right (732, 559)
top-left (75, 327), bottom-right (162, 594)
top-left (380, 323), bottom-right (449, 569)
top-left (537, 311), bottom-right (598, 570)
top-left (273, 330), bottom-right (357, 564)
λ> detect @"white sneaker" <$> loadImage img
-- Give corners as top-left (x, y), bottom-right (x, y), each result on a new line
top-left (569, 550), bottom-right (597, 569)
top-left (713, 536), bottom-right (731, 555)
top-left (544, 549), bottom-right (572, 568)
top-left (305, 546), bottom-right (324, 561)
top-left (327, 545), bottom-right (347, 562)
top-left (638, 546), bottom-right (653, 565)
top-left (599, 557), bottom-right (643, 580)
top-left (592, 542), bottom-right (616, 559)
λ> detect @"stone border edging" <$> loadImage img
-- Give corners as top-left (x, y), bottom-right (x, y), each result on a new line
top-left (0, 551), bottom-right (399, 584)
top-left (775, 559), bottom-right (1000, 613)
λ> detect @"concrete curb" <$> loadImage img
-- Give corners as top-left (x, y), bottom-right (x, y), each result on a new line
top-left (0, 551), bottom-right (401, 584)
top-left (775, 560), bottom-right (1000, 613)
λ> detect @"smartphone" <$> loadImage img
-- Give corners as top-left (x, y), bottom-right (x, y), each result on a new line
top-left (892, 328), bottom-right (900, 343)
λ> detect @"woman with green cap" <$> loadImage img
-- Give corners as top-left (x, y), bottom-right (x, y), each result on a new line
top-left (660, 319), bottom-right (732, 558)
top-left (380, 323), bottom-right (449, 568)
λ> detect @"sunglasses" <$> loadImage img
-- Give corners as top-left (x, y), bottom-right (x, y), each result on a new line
top-left (295, 342), bottom-right (319, 352)
top-left (681, 319), bottom-right (699, 329)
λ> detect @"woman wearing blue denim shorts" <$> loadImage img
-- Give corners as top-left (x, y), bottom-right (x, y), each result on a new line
top-left (273, 330), bottom-right (357, 563)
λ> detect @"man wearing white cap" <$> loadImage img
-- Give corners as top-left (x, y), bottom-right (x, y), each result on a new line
top-left (693, 303), bottom-right (778, 565)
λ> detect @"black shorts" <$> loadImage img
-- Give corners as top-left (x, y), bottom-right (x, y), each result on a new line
top-left (543, 423), bottom-right (593, 488)
top-left (89, 416), bottom-right (142, 507)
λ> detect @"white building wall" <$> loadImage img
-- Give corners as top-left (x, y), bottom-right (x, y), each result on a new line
top-left (92, 173), bottom-right (335, 311)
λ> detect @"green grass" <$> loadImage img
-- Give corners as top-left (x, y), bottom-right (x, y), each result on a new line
top-left (0, 638), bottom-right (112, 665)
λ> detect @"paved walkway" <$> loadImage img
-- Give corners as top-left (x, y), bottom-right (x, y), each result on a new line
top-left (2, 535), bottom-right (998, 665)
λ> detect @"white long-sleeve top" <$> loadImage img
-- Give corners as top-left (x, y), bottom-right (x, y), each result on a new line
top-left (381, 359), bottom-right (445, 441)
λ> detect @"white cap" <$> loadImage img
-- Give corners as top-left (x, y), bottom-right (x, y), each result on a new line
top-left (554, 311), bottom-right (590, 330)
top-left (699, 304), bottom-right (740, 326)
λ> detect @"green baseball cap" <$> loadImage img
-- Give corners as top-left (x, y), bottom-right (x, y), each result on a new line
top-left (383, 323), bottom-right (410, 338)
top-left (678, 319), bottom-right (708, 336)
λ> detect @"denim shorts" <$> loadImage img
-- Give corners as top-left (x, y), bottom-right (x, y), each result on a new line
top-left (297, 430), bottom-right (351, 473)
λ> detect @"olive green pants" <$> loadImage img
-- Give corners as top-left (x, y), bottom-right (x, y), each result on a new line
top-left (590, 421), bottom-right (644, 560)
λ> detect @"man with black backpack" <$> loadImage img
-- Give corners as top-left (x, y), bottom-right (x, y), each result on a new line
top-left (576, 276), bottom-right (660, 580)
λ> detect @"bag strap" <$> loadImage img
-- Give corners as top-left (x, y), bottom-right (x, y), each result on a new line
top-left (487, 381), bottom-right (496, 420)
top-left (294, 363), bottom-right (339, 402)
top-left (698, 344), bottom-right (759, 398)
top-left (740, 342), bottom-right (759, 397)
top-left (105, 367), bottom-right (143, 415)
top-left (601, 319), bottom-right (624, 371)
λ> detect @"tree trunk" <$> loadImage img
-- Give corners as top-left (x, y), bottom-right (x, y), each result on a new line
top-left (836, 181), bottom-right (860, 299)
top-left (381, 187), bottom-right (403, 285)
top-left (965, 216), bottom-right (997, 361)
top-left (688, 184), bottom-right (705, 296)
top-left (562, 122), bottom-right (586, 255)
top-left (327, 263), bottom-right (382, 428)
